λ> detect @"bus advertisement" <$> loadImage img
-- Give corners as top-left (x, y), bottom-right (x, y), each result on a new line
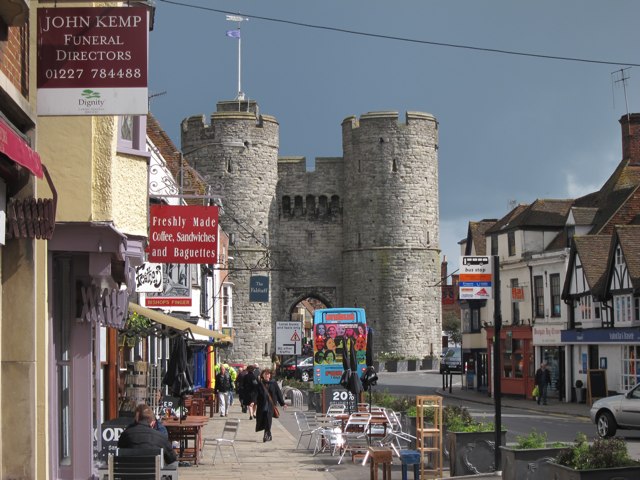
top-left (313, 308), bottom-right (367, 384)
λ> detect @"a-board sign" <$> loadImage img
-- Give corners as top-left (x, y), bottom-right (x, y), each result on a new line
top-left (93, 417), bottom-right (131, 465)
top-left (321, 385), bottom-right (359, 414)
top-left (161, 395), bottom-right (180, 410)
top-left (587, 369), bottom-right (607, 405)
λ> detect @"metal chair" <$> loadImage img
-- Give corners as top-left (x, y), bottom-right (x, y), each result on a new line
top-left (203, 417), bottom-right (240, 465)
top-left (326, 404), bottom-right (346, 416)
top-left (313, 414), bottom-right (343, 456)
top-left (108, 449), bottom-right (161, 480)
top-left (294, 411), bottom-right (319, 450)
top-left (338, 412), bottom-right (371, 464)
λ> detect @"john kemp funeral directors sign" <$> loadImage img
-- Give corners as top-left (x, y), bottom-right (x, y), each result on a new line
top-left (148, 205), bottom-right (219, 264)
top-left (37, 7), bottom-right (148, 115)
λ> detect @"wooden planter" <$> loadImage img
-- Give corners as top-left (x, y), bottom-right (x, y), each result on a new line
top-left (500, 444), bottom-right (567, 480)
top-left (446, 430), bottom-right (507, 477)
top-left (547, 462), bottom-right (640, 480)
top-left (407, 359), bottom-right (418, 371)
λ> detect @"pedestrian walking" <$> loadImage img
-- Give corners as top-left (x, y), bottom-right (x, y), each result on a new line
top-left (236, 366), bottom-right (248, 413)
top-left (242, 364), bottom-right (259, 419)
top-left (215, 364), bottom-right (232, 417)
top-left (255, 368), bottom-right (286, 442)
top-left (535, 362), bottom-right (551, 405)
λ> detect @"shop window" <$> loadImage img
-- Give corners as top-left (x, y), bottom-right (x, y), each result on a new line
top-left (502, 338), bottom-right (524, 378)
top-left (550, 274), bottom-right (561, 317)
top-left (622, 345), bottom-right (640, 391)
top-left (462, 309), bottom-right (471, 333)
top-left (117, 115), bottom-right (147, 156)
top-left (534, 275), bottom-right (544, 318)
top-left (635, 297), bottom-right (640, 322)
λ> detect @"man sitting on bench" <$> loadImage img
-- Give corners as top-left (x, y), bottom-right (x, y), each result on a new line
top-left (118, 404), bottom-right (178, 468)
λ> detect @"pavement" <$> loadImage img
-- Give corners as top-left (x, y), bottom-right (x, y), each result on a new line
top-left (171, 371), bottom-right (637, 479)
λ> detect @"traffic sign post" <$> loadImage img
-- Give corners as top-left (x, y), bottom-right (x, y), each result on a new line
top-left (459, 256), bottom-right (493, 300)
top-left (275, 321), bottom-right (303, 356)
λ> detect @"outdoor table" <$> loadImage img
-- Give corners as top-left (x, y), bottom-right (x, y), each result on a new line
top-left (164, 415), bottom-right (209, 465)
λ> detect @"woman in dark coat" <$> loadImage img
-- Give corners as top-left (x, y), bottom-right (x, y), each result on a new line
top-left (242, 364), bottom-right (259, 419)
top-left (255, 368), bottom-right (286, 442)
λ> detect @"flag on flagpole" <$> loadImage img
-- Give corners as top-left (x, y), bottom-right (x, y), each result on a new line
top-left (226, 29), bottom-right (241, 39)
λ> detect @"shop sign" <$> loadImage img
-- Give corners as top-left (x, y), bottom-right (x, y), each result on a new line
top-left (533, 325), bottom-right (562, 345)
top-left (561, 327), bottom-right (640, 343)
top-left (135, 262), bottom-right (163, 293)
top-left (148, 205), bottom-right (219, 264)
top-left (93, 417), bottom-right (130, 465)
top-left (144, 263), bottom-right (191, 307)
top-left (37, 7), bottom-right (148, 115)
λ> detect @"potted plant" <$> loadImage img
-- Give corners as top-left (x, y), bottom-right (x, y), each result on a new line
top-left (549, 433), bottom-right (640, 479)
top-left (407, 357), bottom-right (419, 371)
top-left (421, 355), bottom-right (435, 370)
top-left (445, 406), bottom-right (507, 477)
top-left (379, 351), bottom-right (407, 372)
top-left (500, 430), bottom-right (568, 480)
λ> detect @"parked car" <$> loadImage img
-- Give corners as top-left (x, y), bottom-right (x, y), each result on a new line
top-left (591, 383), bottom-right (640, 437)
top-left (440, 347), bottom-right (462, 373)
top-left (279, 356), bottom-right (314, 382)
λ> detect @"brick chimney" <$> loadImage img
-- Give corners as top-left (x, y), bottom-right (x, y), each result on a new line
top-left (620, 113), bottom-right (640, 165)
top-left (441, 256), bottom-right (448, 285)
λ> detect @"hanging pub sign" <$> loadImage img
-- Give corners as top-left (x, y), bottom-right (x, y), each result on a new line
top-left (249, 275), bottom-right (269, 303)
top-left (37, 7), bottom-right (149, 115)
top-left (147, 205), bottom-right (218, 264)
top-left (135, 263), bottom-right (163, 293)
top-left (144, 263), bottom-right (191, 307)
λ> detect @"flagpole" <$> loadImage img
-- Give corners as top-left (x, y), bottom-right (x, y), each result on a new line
top-left (238, 28), bottom-right (242, 100)
top-left (227, 14), bottom-right (247, 101)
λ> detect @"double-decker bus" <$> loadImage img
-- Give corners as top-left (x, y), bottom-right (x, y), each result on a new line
top-left (312, 308), bottom-right (367, 384)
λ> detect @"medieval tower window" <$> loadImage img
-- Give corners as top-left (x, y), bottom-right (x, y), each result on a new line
top-left (307, 230), bottom-right (314, 246)
top-left (392, 158), bottom-right (398, 172)
top-left (330, 195), bottom-right (340, 215)
top-left (282, 196), bottom-right (291, 216)
top-left (294, 196), bottom-right (303, 216)
top-left (318, 196), bottom-right (328, 215)
top-left (226, 158), bottom-right (233, 173)
top-left (306, 195), bottom-right (316, 216)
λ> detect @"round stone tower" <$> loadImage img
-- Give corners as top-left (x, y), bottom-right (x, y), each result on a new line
top-left (181, 100), bottom-right (279, 365)
top-left (341, 111), bottom-right (441, 358)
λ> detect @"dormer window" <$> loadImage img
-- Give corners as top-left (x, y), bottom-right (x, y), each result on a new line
top-left (616, 246), bottom-right (623, 266)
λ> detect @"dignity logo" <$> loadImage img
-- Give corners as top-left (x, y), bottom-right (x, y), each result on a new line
top-left (79, 89), bottom-right (104, 107)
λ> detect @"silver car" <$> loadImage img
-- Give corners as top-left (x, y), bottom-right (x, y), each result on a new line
top-left (590, 383), bottom-right (640, 437)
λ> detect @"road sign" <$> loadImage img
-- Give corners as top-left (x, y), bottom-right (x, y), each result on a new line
top-left (275, 321), bottom-right (302, 355)
top-left (459, 256), bottom-right (493, 300)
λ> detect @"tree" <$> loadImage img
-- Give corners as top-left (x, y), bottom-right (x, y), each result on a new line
top-left (442, 311), bottom-right (462, 346)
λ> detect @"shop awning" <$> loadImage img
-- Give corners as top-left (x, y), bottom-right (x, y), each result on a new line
top-left (0, 117), bottom-right (43, 178)
top-left (128, 302), bottom-right (232, 342)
